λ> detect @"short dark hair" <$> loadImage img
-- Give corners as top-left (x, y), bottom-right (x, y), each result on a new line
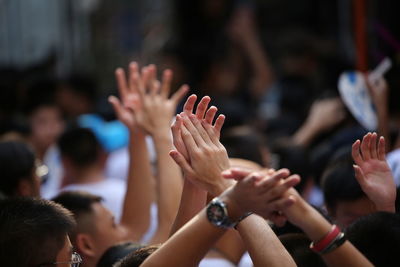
top-left (0, 197), bottom-right (75, 267)
top-left (97, 242), bottom-right (144, 267)
top-left (0, 141), bottom-right (35, 196)
top-left (346, 212), bottom-right (400, 267)
top-left (279, 233), bottom-right (326, 267)
top-left (58, 127), bottom-right (101, 167)
top-left (321, 152), bottom-right (365, 211)
top-left (52, 191), bottom-right (102, 241)
top-left (114, 245), bottom-right (160, 267)
top-left (23, 78), bottom-right (58, 116)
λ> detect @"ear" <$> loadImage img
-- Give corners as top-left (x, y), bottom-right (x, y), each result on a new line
top-left (75, 233), bottom-right (96, 258)
top-left (16, 179), bottom-right (34, 197)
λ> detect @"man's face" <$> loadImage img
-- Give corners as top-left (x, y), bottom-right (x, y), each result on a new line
top-left (89, 203), bottom-right (127, 262)
top-left (332, 196), bottom-right (376, 228)
top-left (56, 235), bottom-right (74, 264)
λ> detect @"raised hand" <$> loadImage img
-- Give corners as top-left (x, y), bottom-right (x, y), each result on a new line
top-left (352, 132), bottom-right (396, 212)
top-left (171, 95), bottom-right (223, 162)
top-left (170, 113), bottom-right (230, 196)
top-left (129, 64), bottom-right (188, 135)
top-left (109, 62), bottom-right (142, 130)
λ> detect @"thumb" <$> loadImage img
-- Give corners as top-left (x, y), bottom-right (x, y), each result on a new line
top-left (222, 167), bottom-right (252, 180)
top-left (169, 150), bottom-right (193, 175)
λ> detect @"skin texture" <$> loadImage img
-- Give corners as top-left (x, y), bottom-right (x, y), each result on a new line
top-left (351, 132), bottom-right (396, 213)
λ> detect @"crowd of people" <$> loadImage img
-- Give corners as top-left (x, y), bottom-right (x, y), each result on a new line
top-left (0, 59), bottom-right (399, 267)
top-left (1, 2), bottom-right (400, 267)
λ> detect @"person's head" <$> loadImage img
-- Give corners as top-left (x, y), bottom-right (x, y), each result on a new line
top-left (0, 197), bottom-right (76, 267)
top-left (53, 191), bottom-right (126, 266)
top-left (0, 141), bottom-right (41, 197)
top-left (279, 233), bottom-right (325, 267)
top-left (25, 79), bottom-right (65, 156)
top-left (346, 212), bottom-right (400, 267)
top-left (222, 125), bottom-right (270, 167)
top-left (97, 242), bottom-right (143, 267)
top-left (114, 245), bottom-right (160, 267)
top-left (321, 153), bottom-right (375, 228)
top-left (58, 127), bottom-right (106, 180)
top-left (57, 74), bottom-right (97, 119)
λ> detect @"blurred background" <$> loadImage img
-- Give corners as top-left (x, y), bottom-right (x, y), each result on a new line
top-left (1, 0), bottom-right (400, 199)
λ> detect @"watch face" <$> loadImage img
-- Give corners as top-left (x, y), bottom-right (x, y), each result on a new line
top-left (207, 202), bottom-right (226, 226)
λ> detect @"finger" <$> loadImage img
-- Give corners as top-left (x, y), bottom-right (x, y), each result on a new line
top-left (213, 114), bottom-right (225, 133)
top-left (222, 168), bottom-right (252, 180)
top-left (169, 150), bottom-right (193, 175)
top-left (115, 68), bottom-right (129, 100)
top-left (268, 196), bottom-right (296, 213)
top-left (195, 96), bottom-right (211, 119)
top-left (147, 64), bottom-right (160, 96)
top-left (204, 106), bottom-right (218, 125)
top-left (266, 175), bottom-right (300, 200)
top-left (256, 168), bottom-right (290, 192)
top-left (370, 132), bottom-right (378, 159)
top-left (351, 140), bottom-right (363, 166)
top-left (361, 133), bottom-right (371, 161)
top-left (182, 115), bottom-right (207, 147)
top-left (171, 115), bottom-right (183, 145)
top-left (353, 164), bottom-right (366, 187)
top-left (130, 64), bottom-right (145, 100)
top-left (378, 136), bottom-right (386, 160)
top-left (180, 123), bottom-right (200, 155)
top-left (108, 96), bottom-right (124, 118)
top-left (183, 94), bottom-right (197, 115)
top-left (161, 69), bottom-right (173, 98)
top-left (189, 114), bottom-right (213, 144)
top-left (171, 84), bottom-right (189, 104)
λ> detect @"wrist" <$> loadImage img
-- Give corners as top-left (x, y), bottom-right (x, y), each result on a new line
top-left (218, 194), bottom-right (245, 222)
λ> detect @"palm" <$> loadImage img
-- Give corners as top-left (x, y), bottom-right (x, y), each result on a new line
top-left (352, 133), bottom-right (396, 211)
top-left (358, 159), bottom-right (395, 203)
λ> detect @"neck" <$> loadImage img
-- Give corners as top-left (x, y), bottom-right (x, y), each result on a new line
top-left (68, 165), bottom-right (105, 185)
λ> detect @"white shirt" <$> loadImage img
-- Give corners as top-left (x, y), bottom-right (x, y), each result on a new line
top-left (61, 179), bottom-right (126, 222)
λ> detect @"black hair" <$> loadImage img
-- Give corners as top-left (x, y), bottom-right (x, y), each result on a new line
top-left (114, 245), bottom-right (160, 267)
top-left (97, 242), bottom-right (144, 267)
top-left (270, 143), bottom-right (311, 193)
top-left (0, 141), bottom-right (36, 196)
top-left (346, 212), bottom-right (400, 267)
top-left (279, 233), bottom-right (326, 267)
top-left (221, 125), bottom-right (267, 166)
top-left (23, 77), bottom-right (58, 116)
top-left (321, 151), bottom-right (365, 211)
top-left (52, 191), bottom-right (102, 241)
top-left (0, 197), bottom-right (75, 267)
top-left (58, 127), bottom-right (101, 167)
top-left (60, 73), bottom-right (97, 101)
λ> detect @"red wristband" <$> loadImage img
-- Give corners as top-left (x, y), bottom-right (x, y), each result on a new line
top-left (310, 225), bottom-right (341, 253)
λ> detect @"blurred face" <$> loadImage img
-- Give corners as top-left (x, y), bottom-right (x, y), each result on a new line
top-left (89, 202), bottom-right (126, 263)
top-left (30, 106), bottom-right (65, 153)
top-left (332, 196), bottom-right (375, 228)
top-left (55, 235), bottom-right (74, 264)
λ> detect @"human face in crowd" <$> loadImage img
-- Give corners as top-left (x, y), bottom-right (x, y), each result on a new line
top-left (89, 202), bottom-right (126, 262)
top-left (333, 196), bottom-right (376, 228)
top-left (55, 235), bottom-right (75, 264)
top-left (30, 106), bottom-right (65, 154)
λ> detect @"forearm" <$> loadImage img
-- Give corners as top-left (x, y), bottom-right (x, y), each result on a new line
top-left (151, 132), bottom-right (183, 242)
top-left (292, 122), bottom-right (320, 146)
top-left (120, 129), bottom-right (154, 240)
top-left (237, 215), bottom-right (296, 267)
top-left (142, 209), bottom-right (226, 267)
top-left (294, 203), bottom-right (373, 267)
top-left (242, 32), bottom-right (274, 96)
top-left (170, 178), bottom-right (207, 236)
